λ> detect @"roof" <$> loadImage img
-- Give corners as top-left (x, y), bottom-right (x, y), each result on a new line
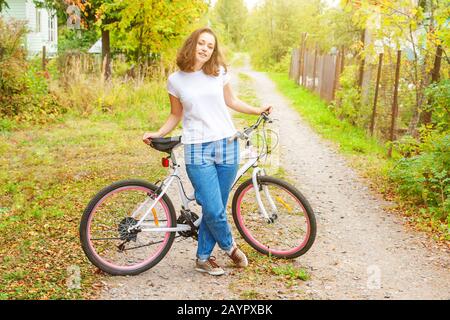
top-left (88, 38), bottom-right (101, 54)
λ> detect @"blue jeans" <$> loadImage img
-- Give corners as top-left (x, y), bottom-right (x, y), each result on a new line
top-left (184, 137), bottom-right (240, 260)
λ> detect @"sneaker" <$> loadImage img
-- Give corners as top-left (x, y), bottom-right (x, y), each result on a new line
top-left (195, 257), bottom-right (225, 276)
top-left (227, 245), bottom-right (248, 268)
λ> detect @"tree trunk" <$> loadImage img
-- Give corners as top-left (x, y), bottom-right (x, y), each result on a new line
top-left (370, 53), bottom-right (383, 136)
top-left (421, 45), bottom-right (442, 126)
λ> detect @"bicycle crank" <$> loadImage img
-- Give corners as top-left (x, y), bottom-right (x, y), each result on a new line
top-left (177, 209), bottom-right (199, 240)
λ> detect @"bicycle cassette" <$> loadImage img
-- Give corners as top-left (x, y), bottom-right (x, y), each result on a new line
top-left (118, 217), bottom-right (140, 242)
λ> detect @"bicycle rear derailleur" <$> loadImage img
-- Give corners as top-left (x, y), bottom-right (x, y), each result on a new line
top-left (177, 209), bottom-right (199, 240)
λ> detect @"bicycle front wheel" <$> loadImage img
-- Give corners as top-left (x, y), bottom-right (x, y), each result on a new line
top-left (79, 179), bottom-right (177, 276)
top-left (232, 176), bottom-right (316, 259)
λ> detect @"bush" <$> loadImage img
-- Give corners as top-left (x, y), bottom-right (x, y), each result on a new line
top-left (0, 17), bottom-right (65, 125)
top-left (268, 51), bottom-right (292, 73)
top-left (333, 65), bottom-right (363, 126)
top-left (390, 131), bottom-right (450, 223)
top-left (58, 26), bottom-right (99, 54)
top-left (424, 79), bottom-right (450, 132)
top-left (0, 18), bottom-right (29, 116)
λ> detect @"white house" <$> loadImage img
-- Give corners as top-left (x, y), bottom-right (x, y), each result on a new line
top-left (1, 0), bottom-right (57, 56)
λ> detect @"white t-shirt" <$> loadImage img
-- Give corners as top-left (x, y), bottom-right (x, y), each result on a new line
top-left (167, 66), bottom-right (237, 144)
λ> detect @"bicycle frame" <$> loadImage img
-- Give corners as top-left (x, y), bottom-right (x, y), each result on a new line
top-left (130, 126), bottom-right (278, 233)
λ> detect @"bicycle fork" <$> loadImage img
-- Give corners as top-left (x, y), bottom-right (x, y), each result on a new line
top-left (252, 167), bottom-right (278, 223)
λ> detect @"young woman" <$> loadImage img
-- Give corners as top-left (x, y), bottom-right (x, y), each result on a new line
top-left (143, 27), bottom-right (272, 276)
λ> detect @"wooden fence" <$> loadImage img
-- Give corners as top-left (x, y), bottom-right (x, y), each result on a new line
top-left (289, 47), bottom-right (343, 103)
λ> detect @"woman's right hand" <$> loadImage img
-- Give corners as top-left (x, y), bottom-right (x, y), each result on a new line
top-left (143, 131), bottom-right (162, 145)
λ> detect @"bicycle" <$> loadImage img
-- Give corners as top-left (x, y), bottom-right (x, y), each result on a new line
top-left (79, 112), bottom-right (316, 275)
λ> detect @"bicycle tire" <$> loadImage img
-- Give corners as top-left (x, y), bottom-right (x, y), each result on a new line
top-left (232, 175), bottom-right (316, 259)
top-left (80, 179), bottom-right (177, 276)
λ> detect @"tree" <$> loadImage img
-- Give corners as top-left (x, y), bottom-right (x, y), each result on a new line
top-left (98, 0), bottom-right (207, 73)
top-left (344, 0), bottom-right (449, 136)
top-left (243, 0), bottom-right (324, 69)
top-left (213, 0), bottom-right (247, 48)
top-left (0, 0), bottom-right (9, 12)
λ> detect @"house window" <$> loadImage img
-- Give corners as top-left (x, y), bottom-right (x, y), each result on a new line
top-left (36, 9), bottom-right (41, 32)
top-left (48, 16), bottom-right (55, 41)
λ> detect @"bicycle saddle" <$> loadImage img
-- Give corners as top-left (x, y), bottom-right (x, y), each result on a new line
top-left (150, 136), bottom-right (182, 153)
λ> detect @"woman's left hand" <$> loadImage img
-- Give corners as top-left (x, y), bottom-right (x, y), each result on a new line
top-left (259, 106), bottom-right (273, 115)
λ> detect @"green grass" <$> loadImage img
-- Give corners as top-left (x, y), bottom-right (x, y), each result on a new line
top-left (271, 264), bottom-right (310, 281)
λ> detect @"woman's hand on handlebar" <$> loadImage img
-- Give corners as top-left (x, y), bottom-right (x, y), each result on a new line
top-left (259, 106), bottom-right (273, 115)
top-left (143, 131), bottom-right (162, 145)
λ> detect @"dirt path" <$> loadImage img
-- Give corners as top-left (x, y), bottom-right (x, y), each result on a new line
top-left (99, 54), bottom-right (450, 300)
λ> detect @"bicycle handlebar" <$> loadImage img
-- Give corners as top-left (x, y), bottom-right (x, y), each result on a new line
top-left (228, 111), bottom-right (272, 143)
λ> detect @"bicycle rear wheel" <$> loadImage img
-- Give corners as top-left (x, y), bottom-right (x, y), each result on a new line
top-left (232, 176), bottom-right (316, 259)
top-left (79, 179), bottom-right (176, 275)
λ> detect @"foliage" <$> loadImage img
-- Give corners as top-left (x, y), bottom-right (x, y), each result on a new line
top-left (243, 0), bottom-right (359, 71)
top-left (389, 79), bottom-right (450, 231)
top-left (267, 51), bottom-right (292, 73)
top-left (212, 0), bottom-right (248, 49)
top-left (58, 26), bottom-right (100, 54)
top-left (0, 19), bottom-right (29, 110)
top-left (333, 65), bottom-right (363, 126)
top-left (390, 131), bottom-right (450, 224)
top-left (98, 0), bottom-right (208, 64)
top-left (259, 0), bottom-right (449, 238)
top-left (244, 0), bottom-right (298, 69)
top-left (424, 79), bottom-right (450, 132)
top-left (0, 18), bottom-right (64, 123)
top-left (0, 0), bottom-right (8, 12)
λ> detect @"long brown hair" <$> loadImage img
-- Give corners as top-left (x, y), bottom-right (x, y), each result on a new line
top-left (176, 27), bottom-right (227, 76)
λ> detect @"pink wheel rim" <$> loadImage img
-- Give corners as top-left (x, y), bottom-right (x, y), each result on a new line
top-left (236, 183), bottom-right (311, 256)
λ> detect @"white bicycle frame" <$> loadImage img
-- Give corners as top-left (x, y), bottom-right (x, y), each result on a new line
top-left (129, 128), bottom-right (278, 233)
